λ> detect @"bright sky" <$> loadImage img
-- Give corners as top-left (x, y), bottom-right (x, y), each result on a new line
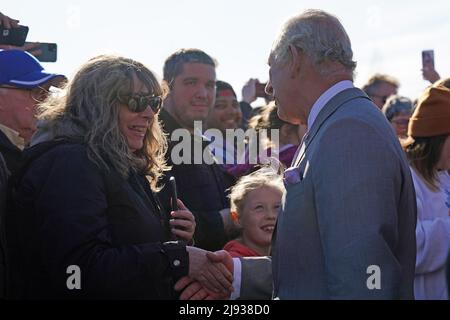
top-left (3, 0), bottom-right (450, 105)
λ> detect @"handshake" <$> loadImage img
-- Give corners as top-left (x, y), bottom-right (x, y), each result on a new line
top-left (176, 247), bottom-right (234, 300)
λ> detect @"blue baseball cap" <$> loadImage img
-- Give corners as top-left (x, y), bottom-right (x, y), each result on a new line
top-left (0, 49), bottom-right (65, 89)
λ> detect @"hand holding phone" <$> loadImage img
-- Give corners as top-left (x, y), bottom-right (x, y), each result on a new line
top-left (422, 50), bottom-right (434, 70)
top-left (421, 50), bottom-right (440, 83)
top-left (255, 81), bottom-right (267, 98)
top-left (0, 12), bottom-right (20, 29)
top-left (25, 42), bottom-right (57, 62)
top-left (0, 25), bottom-right (28, 46)
top-left (168, 178), bottom-right (196, 243)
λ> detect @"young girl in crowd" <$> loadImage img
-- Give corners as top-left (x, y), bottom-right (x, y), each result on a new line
top-left (223, 168), bottom-right (284, 257)
top-left (402, 79), bottom-right (450, 300)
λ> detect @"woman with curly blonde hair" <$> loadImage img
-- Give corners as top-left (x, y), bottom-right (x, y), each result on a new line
top-left (6, 55), bottom-right (201, 299)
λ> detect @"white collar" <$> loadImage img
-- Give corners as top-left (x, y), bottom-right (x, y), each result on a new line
top-left (307, 80), bottom-right (354, 128)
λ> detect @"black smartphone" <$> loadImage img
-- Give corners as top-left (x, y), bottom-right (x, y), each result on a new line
top-left (169, 176), bottom-right (178, 211)
top-left (26, 42), bottom-right (57, 62)
top-left (0, 25), bottom-right (29, 46)
top-left (422, 50), bottom-right (434, 70)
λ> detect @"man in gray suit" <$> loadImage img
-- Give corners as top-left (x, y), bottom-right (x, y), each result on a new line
top-left (177, 9), bottom-right (417, 300)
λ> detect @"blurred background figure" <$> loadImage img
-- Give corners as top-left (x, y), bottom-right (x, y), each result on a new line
top-left (362, 73), bottom-right (399, 109)
top-left (224, 168), bottom-right (284, 257)
top-left (382, 95), bottom-right (414, 140)
top-left (249, 102), bottom-right (304, 166)
top-left (240, 78), bottom-right (273, 128)
top-left (226, 102), bottom-right (305, 178)
top-left (205, 80), bottom-right (242, 164)
top-left (402, 79), bottom-right (450, 300)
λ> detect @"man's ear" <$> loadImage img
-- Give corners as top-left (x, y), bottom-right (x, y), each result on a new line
top-left (288, 44), bottom-right (302, 78)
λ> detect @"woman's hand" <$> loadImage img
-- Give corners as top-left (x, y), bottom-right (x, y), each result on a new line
top-left (170, 199), bottom-right (196, 242)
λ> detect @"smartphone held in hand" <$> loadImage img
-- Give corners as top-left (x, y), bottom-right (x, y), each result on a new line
top-left (422, 50), bottom-right (434, 70)
top-left (26, 42), bottom-right (58, 62)
top-left (0, 25), bottom-right (28, 46)
top-left (170, 176), bottom-right (178, 211)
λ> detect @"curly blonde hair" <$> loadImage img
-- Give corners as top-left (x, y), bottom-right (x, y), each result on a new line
top-left (37, 55), bottom-right (168, 189)
top-left (230, 167), bottom-right (284, 217)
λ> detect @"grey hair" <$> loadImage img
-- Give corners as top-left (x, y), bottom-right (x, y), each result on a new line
top-left (271, 9), bottom-right (356, 76)
top-left (37, 55), bottom-right (169, 189)
top-left (382, 95), bottom-right (413, 121)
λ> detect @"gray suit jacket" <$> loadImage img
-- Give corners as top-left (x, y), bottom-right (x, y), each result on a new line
top-left (241, 87), bottom-right (417, 299)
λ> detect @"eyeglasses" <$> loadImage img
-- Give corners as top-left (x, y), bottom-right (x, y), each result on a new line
top-left (0, 85), bottom-right (50, 102)
top-left (117, 93), bottom-right (162, 113)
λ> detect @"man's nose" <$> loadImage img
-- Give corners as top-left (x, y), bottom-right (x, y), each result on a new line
top-left (196, 85), bottom-right (208, 98)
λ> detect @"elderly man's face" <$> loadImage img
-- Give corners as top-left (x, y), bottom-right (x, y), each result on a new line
top-left (266, 53), bottom-right (302, 125)
top-left (0, 84), bottom-right (51, 143)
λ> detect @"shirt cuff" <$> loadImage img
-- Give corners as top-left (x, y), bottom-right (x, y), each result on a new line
top-left (230, 257), bottom-right (242, 300)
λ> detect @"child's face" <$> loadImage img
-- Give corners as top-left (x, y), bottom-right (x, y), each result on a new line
top-left (239, 186), bottom-right (282, 251)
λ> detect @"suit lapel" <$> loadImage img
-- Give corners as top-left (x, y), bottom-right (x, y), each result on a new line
top-left (293, 88), bottom-right (370, 167)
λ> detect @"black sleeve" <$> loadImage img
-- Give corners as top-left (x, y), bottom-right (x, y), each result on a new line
top-left (27, 146), bottom-right (188, 298)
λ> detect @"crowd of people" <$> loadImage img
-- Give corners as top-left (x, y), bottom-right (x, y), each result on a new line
top-left (0, 9), bottom-right (449, 300)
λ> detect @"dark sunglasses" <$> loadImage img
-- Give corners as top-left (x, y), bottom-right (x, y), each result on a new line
top-left (117, 93), bottom-right (162, 113)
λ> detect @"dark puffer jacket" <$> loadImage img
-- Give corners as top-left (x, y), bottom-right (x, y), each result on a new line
top-left (6, 141), bottom-right (188, 299)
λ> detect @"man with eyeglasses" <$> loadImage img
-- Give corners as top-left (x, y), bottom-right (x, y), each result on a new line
top-left (0, 49), bottom-right (65, 174)
top-left (362, 73), bottom-right (399, 109)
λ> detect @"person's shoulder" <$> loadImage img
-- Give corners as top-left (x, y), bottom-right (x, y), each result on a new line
top-left (30, 141), bottom-right (89, 162)
top-left (223, 239), bottom-right (239, 250)
top-left (339, 96), bottom-right (385, 123)
top-left (23, 141), bottom-right (95, 176)
top-left (328, 98), bottom-right (396, 143)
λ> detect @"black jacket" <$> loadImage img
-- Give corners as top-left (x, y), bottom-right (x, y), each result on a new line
top-left (158, 110), bottom-right (233, 251)
top-left (0, 154), bottom-right (8, 298)
top-left (0, 130), bottom-right (22, 175)
top-left (6, 141), bottom-right (188, 299)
